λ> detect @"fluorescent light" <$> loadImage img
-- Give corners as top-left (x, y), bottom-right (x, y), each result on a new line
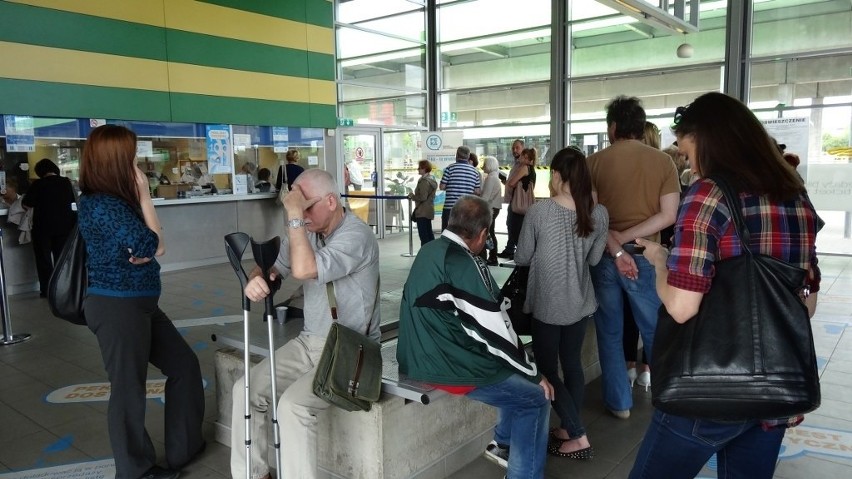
top-left (596, 0), bottom-right (699, 35)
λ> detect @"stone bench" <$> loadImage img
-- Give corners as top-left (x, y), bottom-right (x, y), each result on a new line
top-left (213, 322), bottom-right (601, 478)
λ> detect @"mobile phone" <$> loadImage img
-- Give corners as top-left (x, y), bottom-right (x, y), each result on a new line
top-left (622, 242), bottom-right (646, 255)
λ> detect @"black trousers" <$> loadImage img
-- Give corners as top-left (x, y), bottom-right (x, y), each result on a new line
top-left (31, 230), bottom-right (70, 294)
top-left (85, 295), bottom-right (205, 478)
top-left (506, 209), bottom-right (525, 253)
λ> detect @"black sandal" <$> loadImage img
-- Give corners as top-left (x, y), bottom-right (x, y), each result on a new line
top-left (547, 444), bottom-right (594, 459)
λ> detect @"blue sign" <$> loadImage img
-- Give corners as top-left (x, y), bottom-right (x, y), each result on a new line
top-left (425, 134), bottom-right (442, 151)
top-left (205, 124), bottom-right (232, 174)
top-left (3, 115), bottom-right (35, 152)
top-left (272, 126), bottom-right (289, 153)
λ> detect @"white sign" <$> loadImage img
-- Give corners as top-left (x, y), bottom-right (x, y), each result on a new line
top-left (46, 378), bottom-right (207, 404)
top-left (135, 140), bottom-right (153, 157)
top-left (780, 425), bottom-right (852, 460)
top-left (89, 119), bottom-right (106, 128)
top-left (762, 117), bottom-right (810, 168)
top-left (0, 459), bottom-right (116, 479)
top-left (233, 133), bottom-right (252, 151)
top-left (308, 155), bottom-right (319, 166)
top-left (233, 174), bottom-right (249, 195)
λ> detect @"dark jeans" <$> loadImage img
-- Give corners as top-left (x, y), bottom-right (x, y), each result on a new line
top-left (504, 210), bottom-right (524, 254)
top-left (415, 217), bottom-right (435, 246)
top-left (466, 374), bottom-right (550, 479)
top-left (488, 208), bottom-right (500, 258)
top-left (31, 230), bottom-right (71, 294)
top-left (629, 410), bottom-right (785, 479)
top-left (622, 291), bottom-right (648, 364)
top-left (85, 295), bottom-right (205, 479)
top-left (441, 208), bottom-right (451, 231)
top-left (506, 209), bottom-right (525, 254)
top-left (531, 316), bottom-right (590, 438)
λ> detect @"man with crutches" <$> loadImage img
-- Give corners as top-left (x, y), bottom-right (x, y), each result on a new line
top-left (230, 169), bottom-right (381, 479)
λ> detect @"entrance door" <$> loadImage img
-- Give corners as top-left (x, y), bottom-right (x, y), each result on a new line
top-left (339, 128), bottom-right (388, 236)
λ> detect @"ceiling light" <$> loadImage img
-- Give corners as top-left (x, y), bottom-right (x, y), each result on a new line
top-left (596, 0), bottom-right (699, 35)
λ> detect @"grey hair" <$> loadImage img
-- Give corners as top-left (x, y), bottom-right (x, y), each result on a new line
top-left (482, 156), bottom-right (499, 173)
top-left (293, 169), bottom-right (341, 204)
top-left (447, 195), bottom-right (491, 240)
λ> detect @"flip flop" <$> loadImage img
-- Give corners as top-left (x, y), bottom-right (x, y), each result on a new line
top-left (547, 444), bottom-right (594, 459)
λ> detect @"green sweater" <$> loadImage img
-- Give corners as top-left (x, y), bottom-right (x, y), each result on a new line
top-left (397, 232), bottom-right (540, 387)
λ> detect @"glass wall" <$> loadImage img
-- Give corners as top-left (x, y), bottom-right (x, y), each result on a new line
top-left (0, 118), bottom-right (325, 198)
top-left (332, 0), bottom-right (852, 254)
top-left (336, 0), bottom-right (427, 127)
top-left (748, 0), bottom-right (852, 254)
top-left (437, 0), bottom-right (551, 147)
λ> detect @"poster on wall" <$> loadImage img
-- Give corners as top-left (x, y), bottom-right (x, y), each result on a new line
top-left (272, 126), bottom-right (289, 153)
top-left (762, 117), bottom-right (810, 168)
top-left (3, 115), bottom-right (35, 152)
top-left (205, 125), bottom-right (232, 174)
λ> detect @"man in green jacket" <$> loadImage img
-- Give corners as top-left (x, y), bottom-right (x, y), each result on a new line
top-left (397, 195), bottom-right (554, 479)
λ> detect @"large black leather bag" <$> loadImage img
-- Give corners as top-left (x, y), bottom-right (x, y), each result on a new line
top-left (47, 226), bottom-right (87, 325)
top-left (500, 265), bottom-right (532, 335)
top-left (652, 179), bottom-right (820, 421)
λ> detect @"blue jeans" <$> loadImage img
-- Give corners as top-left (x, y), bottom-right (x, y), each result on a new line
top-left (629, 410), bottom-right (785, 479)
top-left (591, 254), bottom-right (660, 411)
top-left (467, 374), bottom-right (550, 479)
top-left (415, 217), bottom-right (435, 246)
top-left (531, 317), bottom-right (588, 439)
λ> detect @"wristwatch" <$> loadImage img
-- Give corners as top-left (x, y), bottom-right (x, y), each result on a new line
top-left (288, 218), bottom-right (306, 229)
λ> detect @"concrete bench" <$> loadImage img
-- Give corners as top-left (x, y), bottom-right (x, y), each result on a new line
top-left (212, 321), bottom-right (601, 478)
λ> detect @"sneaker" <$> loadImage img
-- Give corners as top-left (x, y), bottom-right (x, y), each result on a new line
top-left (608, 408), bottom-right (631, 419)
top-left (483, 440), bottom-right (509, 469)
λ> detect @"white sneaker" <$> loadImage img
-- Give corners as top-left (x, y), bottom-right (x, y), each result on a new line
top-left (484, 440), bottom-right (509, 469)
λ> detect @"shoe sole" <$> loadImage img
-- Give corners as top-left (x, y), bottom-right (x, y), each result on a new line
top-left (483, 450), bottom-right (508, 469)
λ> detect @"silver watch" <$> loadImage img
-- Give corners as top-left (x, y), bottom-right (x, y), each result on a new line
top-left (288, 218), bottom-right (306, 229)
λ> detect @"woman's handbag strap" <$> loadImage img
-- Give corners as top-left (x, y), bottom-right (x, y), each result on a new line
top-left (711, 176), bottom-right (752, 255)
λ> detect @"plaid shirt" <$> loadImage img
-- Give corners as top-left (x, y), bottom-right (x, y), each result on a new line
top-left (667, 178), bottom-right (821, 294)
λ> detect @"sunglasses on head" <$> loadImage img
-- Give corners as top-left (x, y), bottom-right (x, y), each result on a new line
top-left (672, 105), bottom-right (691, 128)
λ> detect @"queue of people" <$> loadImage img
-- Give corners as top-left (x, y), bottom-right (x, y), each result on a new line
top-left (28, 89), bottom-right (816, 479)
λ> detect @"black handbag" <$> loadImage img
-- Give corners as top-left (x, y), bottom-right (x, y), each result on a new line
top-left (47, 225), bottom-right (87, 325)
top-left (312, 282), bottom-right (382, 412)
top-left (651, 178), bottom-right (820, 421)
top-left (500, 265), bottom-right (532, 335)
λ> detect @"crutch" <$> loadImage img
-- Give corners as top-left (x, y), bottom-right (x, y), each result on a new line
top-left (224, 232), bottom-right (253, 479)
top-left (251, 236), bottom-right (282, 479)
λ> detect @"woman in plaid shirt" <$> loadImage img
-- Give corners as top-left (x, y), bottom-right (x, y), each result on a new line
top-left (628, 92), bottom-right (821, 479)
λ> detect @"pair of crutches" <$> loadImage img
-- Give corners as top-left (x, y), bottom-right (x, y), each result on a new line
top-left (225, 233), bottom-right (282, 479)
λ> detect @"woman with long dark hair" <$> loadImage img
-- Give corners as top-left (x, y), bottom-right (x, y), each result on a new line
top-left (514, 146), bottom-right (609, 459)
top-left (629, 92), bottom-right (821, 478)
top-left (78, 125), bottom-right (205, 479)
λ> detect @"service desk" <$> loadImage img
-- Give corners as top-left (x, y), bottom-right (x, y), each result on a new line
top-left (0, 193), bottom-right (284, 295)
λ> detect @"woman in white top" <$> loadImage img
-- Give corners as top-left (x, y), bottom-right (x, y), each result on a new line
top-left (480, 156), bottom-right (503, 265)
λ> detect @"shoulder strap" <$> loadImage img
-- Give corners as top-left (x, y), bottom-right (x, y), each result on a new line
top-left (711, 176), bottom-right (752, 256)
top-left (319, 234), bottom-right (374, 337)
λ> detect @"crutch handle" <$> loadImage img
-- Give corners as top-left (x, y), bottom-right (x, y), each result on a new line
top-left (251, 236), bottom-right (282, 312)
top-left (224, 232), bottom-right (252, 312)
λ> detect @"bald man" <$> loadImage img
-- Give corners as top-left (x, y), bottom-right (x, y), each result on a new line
top-left (231, 169), bottom-right (380, 479)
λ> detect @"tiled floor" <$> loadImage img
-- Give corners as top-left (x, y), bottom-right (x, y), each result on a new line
top-left (0, 233), bottom-right (850, 479)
